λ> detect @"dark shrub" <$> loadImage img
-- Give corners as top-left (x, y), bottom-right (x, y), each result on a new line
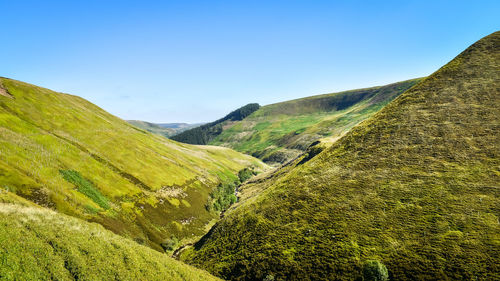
top-left (160, 236), bottom-right (178, 252)
top-left (238, 167), bottom-right (255, 182)
top-left (363, 260), bottom-right (388, 281)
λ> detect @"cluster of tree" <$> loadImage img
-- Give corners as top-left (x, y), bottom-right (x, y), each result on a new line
top-left (205, 168), bottom-right (259, 213)
top-left (238, 167), bottom-right (257, 182)
top-left (160, 235), bottom-right (179, 252)
top-left (171, 103), bottom-right (260, 145)
top-left (205, 182), bottom-right (238, 212)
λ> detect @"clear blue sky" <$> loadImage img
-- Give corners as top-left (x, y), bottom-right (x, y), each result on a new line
top-left (1, 1), bottom-right (498, 123)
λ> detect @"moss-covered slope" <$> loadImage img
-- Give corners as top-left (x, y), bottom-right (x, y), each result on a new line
top-left (210, 78), bottom-right (422, 164)
top-left (183, 31), bottom-right (500, 280)
top-left (0, 196), bottom-right (220, 280)
top-left (0, 77), bottom-right (266, 251)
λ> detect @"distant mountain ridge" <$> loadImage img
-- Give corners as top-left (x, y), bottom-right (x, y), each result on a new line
top-left (127, 120), bottom-right (202, 137)
top-left (158, 122), bottom-right (205, 129)
top-left (213, 78), bottom-right (422, 164)
top-left (171, 103), bottom-right (260, 145)
top-left (172, 78), bottom-right (421, 164)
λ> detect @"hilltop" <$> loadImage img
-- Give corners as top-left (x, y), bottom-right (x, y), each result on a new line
top-left (182, 32), bottom-right (500, 280)
top-left (157, 122), bottom-right (205, 129)
top-left (0, 77), bottom-right (266, 252)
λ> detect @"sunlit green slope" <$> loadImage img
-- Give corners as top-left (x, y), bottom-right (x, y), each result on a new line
top-left (183, 31), bottom-right (500, 280)
top-left (0, 77), bottom-right (266, 251)
top-left (0, 193), bottom-right (220, 281)
top-left (210, 78), bottom-right (422, 164)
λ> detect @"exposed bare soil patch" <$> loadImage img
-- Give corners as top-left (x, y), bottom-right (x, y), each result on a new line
top-left (0, 82), bottom-right (13, 98)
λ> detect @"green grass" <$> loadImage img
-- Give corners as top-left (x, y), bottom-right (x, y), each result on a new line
top-left (182, 31), bottom-right (500, 280)
top-left (59, 170), bottom-right (110, 210)
top-left (210, 78), bottom-right (422, 164)
top-left (0, 199), bottom-right (220, 280)
top-left (0, 77), bottom-right (267, 251)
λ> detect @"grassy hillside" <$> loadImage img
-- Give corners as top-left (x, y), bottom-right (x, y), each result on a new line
top-left (0, 77), bottom-right (266, 252)
top-left (171, 103), bottom-right (260, 145)
top-left (127, 120), bottom-right (202, 138)
top-left (182, 32), bottom-right (500, 280)
top-left (0, 192), bottom-right (220, 280)
top-left (210, 79), bottom-right (422, 164)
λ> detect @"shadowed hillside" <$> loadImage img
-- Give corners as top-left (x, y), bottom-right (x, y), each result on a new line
top-left (0, 78), bottom-right (266, 252)
top-left (182, 31), bottom-right (500, 280)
